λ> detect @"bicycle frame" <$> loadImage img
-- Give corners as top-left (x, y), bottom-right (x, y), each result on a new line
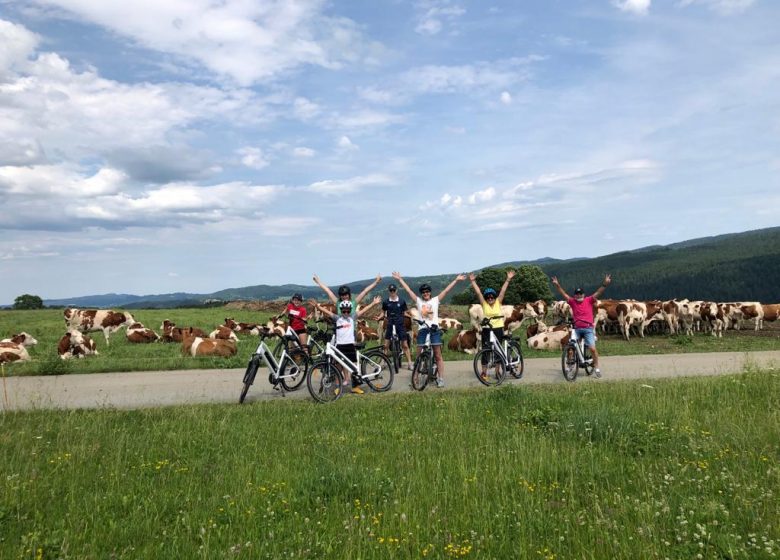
top-left (322, 342), bottom-right (386, 382)
top-left (567, 330), bottom-right (589, 365)
top-left (485, 330), bottom-right (522, 367)
top-left (253, 339), bottom-right (303, 383)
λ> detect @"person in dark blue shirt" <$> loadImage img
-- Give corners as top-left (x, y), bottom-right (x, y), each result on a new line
top-left (382, 283), bottom-right (413, 370)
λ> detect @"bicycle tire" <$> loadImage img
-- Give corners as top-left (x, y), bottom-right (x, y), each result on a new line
top-left (507, 340), bottom-right (524, 379)
top-left (271, 338), bottom-right (288, 362)
top-left (306, 360), bottom-right (344, 403)
top-left (239, 355), bottom-right (260, 403)
top-left (473, 349), bottom-right (507, 387)
top-left (561, 344), bottom-right (578, 382)
top-left (362, 350), bottom-right (394, 392)
top-left (391, 338), bottom-right (402, 372)
top-left (279, 349), bottom-right (309, 391)
top-left (583, 346), bottom-right (594, 376)
top-left (411, 352), bottom-right (430, 391)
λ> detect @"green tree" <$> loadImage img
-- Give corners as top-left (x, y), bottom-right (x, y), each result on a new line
top-left (13, 294), bottom-right (44, 310)
top-left (450, 265), bottom-right (553, 305)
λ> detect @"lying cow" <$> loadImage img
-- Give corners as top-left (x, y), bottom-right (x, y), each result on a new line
top-left (1, 332), bottom-right (38, 347)
top-left (224, 318), bottom-right (263, 335)
top-left (447, 328), bottom-right (479, 354)
top-left (527, 325), bottom-right (571, 350)
top-left (126, 323), bottom-right (160, 343)
top-left (160, 320), bottom-right (207, 343)
top-left (181, 336), bottom-right (237, 357)
top-left (57, 330), bottom-right (98, 360)
top-left (64, 308), bottom-right (135, 345)
top-left (209, 325), bottom-right (239, 342)
top-left (0, 341), bottom-right (31, 363)
top-left (439, 317), bottom-right (463, 331)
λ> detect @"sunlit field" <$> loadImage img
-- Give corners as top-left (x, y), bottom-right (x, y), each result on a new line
top-left (1, 307), bottom-right (779, 376)
top-left (1, 371), bottom-right (778, 558)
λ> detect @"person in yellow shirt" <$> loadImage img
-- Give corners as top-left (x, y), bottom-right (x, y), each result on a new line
top-left (468, 269), bottom-right (516, 380)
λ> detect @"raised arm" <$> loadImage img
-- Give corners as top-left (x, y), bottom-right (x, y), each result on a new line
top-left (591, 274), bottom-right (611, 299)
top-left (469, 272), bottom-right (486, 306)
top-left (497, 269), bottom-right (515, 303)
top-left (312, 274), bottom-right (338, 304)
top-left (392, 271), bottom-right (417, 301)
top-left (308, 298), bottom-right (335, 319)
top-left (437, 273), bottom-right (467, 301)
top-left (551, 276), bottom-right (571, 301)
top-left (355, 274), bottom-right (382, 304)
top-left (356, 296), bottom-right (382, 318)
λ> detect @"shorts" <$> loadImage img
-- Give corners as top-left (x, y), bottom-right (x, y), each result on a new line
top-left (336, 343), bottom-right (357, 364)
top-left (293, 327), bottom-right (307, 335)
top-left (573, 327), bottom-right (596, 348)
top-left (417, 327), bottom-right (443, 346)
top-left (384, 321), bottom-right (407, 341)
top-left (481, 327), bottom-right (504, 349)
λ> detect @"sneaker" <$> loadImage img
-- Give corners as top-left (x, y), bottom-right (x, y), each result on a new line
top-left (407, 364), bottom-right (413, 371)
top-left (351, 386), bottom-right (365, 395)
top-left (593, 369), bottom-right (602, 378)
top-left (333, 386), bottom-right (341, 396)
top-left (480, 371), bottom-right (488, 382)
top-left (436, 378), bottom-right (444, 388)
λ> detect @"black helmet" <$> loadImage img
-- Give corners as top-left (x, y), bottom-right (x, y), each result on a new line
top-left (292, 293), bottom-right (303, 301)
top-left (573, 287), bottom-right (584, 295)
top-left (419, 283), bottom-right (432, 294)
top-left (337, 285), bottom-right (351, 296)
top-left (388, 283), bottom-right (397, 291)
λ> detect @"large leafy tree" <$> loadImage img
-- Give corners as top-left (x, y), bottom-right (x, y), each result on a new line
top-left (13, 294), bottom-right (44, 309)
top-left (451, 265), bottom-right (553, 305)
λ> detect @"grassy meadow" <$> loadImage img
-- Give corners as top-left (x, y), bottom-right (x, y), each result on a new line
top-left (1, 371), bottom-right (778, 558)
top-left (1, 307), bottom-right (779, 376)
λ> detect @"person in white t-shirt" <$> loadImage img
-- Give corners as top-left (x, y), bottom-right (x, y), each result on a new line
top-left (392, 271), bottom-right (466, 388)
top-left (310, 296), bottom-right (381, 394)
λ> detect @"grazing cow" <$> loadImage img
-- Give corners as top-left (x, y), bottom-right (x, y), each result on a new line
top-left (551, 300), bottom-right (572, 325)
top-left (126, 323), bottom-right (160, 343)
top-left (1, 332), bottom-right (38, 347)
top-left (64, 308), bottom-right (135, 345)
top-left (209, 325), bottom-right (239, 342)
top-left (527, 325), bottom-right (570, 350)
top-left (738, 302), bottom-right (763, 331)
top-left (0, 341), bottom-right (31, 363)
top-left (762, 303), bottom-right (780, 324)
top-left (181, 335), bottom-right (237, 357)
top-left (160, 320), bottom-right (207, 343)
top-left (447, 328), bottom-right (479, 354)
top-left (57, 330), bottom-right (98, 360)
top-left (468, 303), bottom-right (537, 334)
top-left (224, 317), bottom-right (263, 335)
top-left (356, 319), bottom-right (379, 344)
top-left (595, 299), bottom-right (621, 335)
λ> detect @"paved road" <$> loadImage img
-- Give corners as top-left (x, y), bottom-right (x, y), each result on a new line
top-left (2, 350), bottom-right (779, 411)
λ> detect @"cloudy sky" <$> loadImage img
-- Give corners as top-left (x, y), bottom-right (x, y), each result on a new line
top-left (1, 0), bottom-right (778, 303)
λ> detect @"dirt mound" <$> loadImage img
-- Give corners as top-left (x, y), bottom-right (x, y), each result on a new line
top-left (223, 300), bottom-right (286, 312)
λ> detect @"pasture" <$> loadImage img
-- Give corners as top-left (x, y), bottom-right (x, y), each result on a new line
top-left (1, 371), bottom-right (778, 558)
top-left (1, 306), bottom-right (779, 376)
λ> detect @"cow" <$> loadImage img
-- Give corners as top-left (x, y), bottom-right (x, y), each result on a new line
top-left (181, 335), bottom-right (237, 357)
top-left (527, 325), bottom-right (570, 350)
top-left (529, 300), bottom-right (548, 320)
top-left (698, 301), bottom-right (722, 337)
top-left (0, 341), bottom-right (31, 363)
top-left (525, 320), bottom-right (549, 339)
top-left (595, 299), bottom-right (621, 334)
top-left (64, 308), bottom-right (135, 345)
top-left (762, 303), bottom-right (780, 324)
top-left (57, 330), bottom-right (98, 360)
top-left (209, 325), bottom-right (239, 342)
top-left (446, 328), bottom-right (479, 354)
top-left (616, 300), bottom-right (647, 340)
top-left (356, 319), bottom-right (379, 344)
top-left (160, 320), bottom-right (207, 343)
top-left (660, 300), bottom-right (681, 335)
top-left (224, 318), bottom-right (263, 335)
top-left (468, 303), bottom-right (538, 334)
top-left (439, 317), bottom-right (463, 331)
top-left (738, 302), bottom-right (763, 331)
top-left (126, 323), bottom-right (160, 343)
top-left (1, 332), bottom-right (38, 347)
top-left (551, 300), bottom-right (572, 325)
top-left (641, 300), bottom-right (667, 335)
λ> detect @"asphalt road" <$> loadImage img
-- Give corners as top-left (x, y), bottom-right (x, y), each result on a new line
top-left (2, 350), bottom-right (779, 411)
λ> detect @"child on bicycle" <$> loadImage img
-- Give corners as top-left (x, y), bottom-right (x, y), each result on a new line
top-left (392, 271), bottom-right (466, 388)
top-left (550, 274), bottom-right (612, 378)
top-left (382, 283), bottom-right (413, 371)
top-left (285, 293), bottom-right (308, 351)
top-left (312, 273), bottom-right (381, 317)
top-left (469, 270), bottom-right (515, 381)
top-left (309, 296), bottom-right (381, 394)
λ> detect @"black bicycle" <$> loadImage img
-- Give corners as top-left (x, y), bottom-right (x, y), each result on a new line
top-left (239, 331), bottom-right (310, 403)
top-left (561, 325), bottom-right (594, 382)
top-left (411, 319), bottom-right (439, 391)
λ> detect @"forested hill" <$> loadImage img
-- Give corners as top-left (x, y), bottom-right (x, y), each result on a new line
top-left (37, 226), bottom-right (780, 308)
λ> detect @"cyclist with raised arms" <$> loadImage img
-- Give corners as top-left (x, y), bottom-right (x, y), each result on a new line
top-left (382, 283), bottom-right (413, 371)
top-left (469, 269), bottom-right (515, 381)
top-left (312, 273), bottom-right (381, 316)
top-left (392, 271), bottom-right (466, 388)
top-left (550, 274), bottom-right (612, 378)
top-left (309, 296), bottom-right (381, 395)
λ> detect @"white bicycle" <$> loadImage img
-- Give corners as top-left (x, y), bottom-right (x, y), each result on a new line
top-left (239, 330), bottom-right (309, 403)
top-left (306, 341), bottom-right (394, 403)
top-left (473, 317), bottom-right (524, 386)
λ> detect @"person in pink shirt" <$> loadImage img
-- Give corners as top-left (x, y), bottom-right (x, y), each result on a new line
top-left (550, 274), bottom-right (612, 378)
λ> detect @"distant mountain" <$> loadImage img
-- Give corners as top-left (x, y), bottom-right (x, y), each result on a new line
top-left (31, 226), bottom-right (780, 308)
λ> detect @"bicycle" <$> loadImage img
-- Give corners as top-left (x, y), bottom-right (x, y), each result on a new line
top-left (307, 341), bottom-right (394, 403)
top-left (272, 321), bottom-right (330, 360)
top-left (384, 322), bottom-right (409, 372)
top-left (561, 324), bottom-right (594, 382)
top-left (473, 317), bottom-right (524, 387)
top-left (411, 319), bottom-right (439, 390)
top-left (239, 330), bottom-right (310, 403)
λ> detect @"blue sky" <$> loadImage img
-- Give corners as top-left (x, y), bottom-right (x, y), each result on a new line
top-left (0, 0), bottom-right (778, 303)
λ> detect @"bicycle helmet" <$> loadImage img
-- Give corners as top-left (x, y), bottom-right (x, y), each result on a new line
top-left (338, 300), bottom-right (353, 311)
top-left (337, 285), bottom-right (351, 296)
top-left (483, 288), bottom-right (497, 298)
top-left (418, 283), bottom-right (432, 294)
top-left (292, 293), bottom-right (303, 301)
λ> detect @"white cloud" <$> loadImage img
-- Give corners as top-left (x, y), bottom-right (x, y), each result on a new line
top-left (414, 0), bottom-right (466, 36)
top-left (307, 173), bottom-right (394, 196)
top-left (500, 91), bottom-right (512, 105)
top-left (28, 0), bottom-right (375, 86)
top-left (613, 0), bottom-right (652, 15)
top-left (293, 147), bottom-right (316, 158)
top-left (257, 216), bottom-right (321, 236)
top-left (468, 187), bottom-right (496, 204)
top-left (293, 97), bottom-right (321, 120)
top-left (0, 164), bottom-right (127, 196)
top-left (0, 18), bottom-right (39, 76)
top-left (400, 57), bottom-right (540, 97)
top-left (337, 135), bottom-right (359, 150)
top-left (678, 0), bottom-right (755, 15)
top-left (238, 147), bottom-right (270, 170)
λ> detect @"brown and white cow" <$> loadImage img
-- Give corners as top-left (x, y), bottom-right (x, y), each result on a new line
top-left (527, 324), bottom-right (570, 350)
top-left (181, 335), bottom-right (237, 357)
top-left (595, 299), bottom-right (621, 334)
top-left (160, 320), bottom-right (208, 343)
top-left (64, 308), bottom-right (135, 345)
top-left (57, 330), bottom-right (98, 360)
top-left (551, 300), bottom-right (572, 324)
top-left (355, 319), bottom-right (379, 344)
top-left (698, 302), bottom-right (722, 337)
top-left (762, 303), bottom-right (780, 324)
top-left (0, 341), bottom-right (31, 363)
top-left (738, 302), bottom-right (763, 331)
top-left (446, 328), bottom-right (479, 354)
top-left (439, 317), bottom-right (463, 331)
top-left (1, 332), bottom-right (38, 347)
top-left (209, 325), bottom-right (239, 342)
top-left (525, 320), bottom-right (548, 340)
top-left (224, 318), bottom-right (263, 335)
top-left (126, 323), bottom-right (160, 343)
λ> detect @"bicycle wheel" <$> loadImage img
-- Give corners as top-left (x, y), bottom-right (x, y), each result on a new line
top-left (239, 355), bottom-right (260, 404)
top-left (272, 338), bottom-right (288, 362)
top-left (473, 349), bottom-right (507, 387)
top-left (561, 344), bottom-right (578, 382)
top-left (279, 349), bottom-right (309, 391)
top-left (507, 340), bottom-right (524, 379)
top-left (411, 352), bottom-right (430, 391)
top-left (391, 338), bottom-right (402, 372)
top-left (582, 346), bottom-right (594, 376)
top-left (362, 351), bottom-right (394, 392)
top-left (307, 361), bottom-right (344, 403)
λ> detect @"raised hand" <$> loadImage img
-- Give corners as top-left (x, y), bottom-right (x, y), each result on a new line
top-left (551, 276), bottom-right (560, 286)
top-left (312, 274), bottom-right (320, 284)
top-left (392, 271), bottom-right (402, 280)
top-left (372, 295), bottom-right (381, 305)
top-left (375, 274), bottom-right (382, 283)
top-left (469, 272), bottom-right (477, 281)
top-left (603, 274), bottom-right (612, 286)
top-left (507, 270), bottom-right (516, 280)
top-left (455, 274), bottom-right (466, 282)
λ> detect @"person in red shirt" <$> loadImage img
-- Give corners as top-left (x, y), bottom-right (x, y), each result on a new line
top-left (285, 293), bottom-right (309, 350)
top-left (551, 274), bottom-right (611, 378)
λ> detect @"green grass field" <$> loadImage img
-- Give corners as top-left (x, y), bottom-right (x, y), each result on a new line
top-left (1, 307), bottom-right (779, 376)
top-left (1, 371), bottom-right (778, 558)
